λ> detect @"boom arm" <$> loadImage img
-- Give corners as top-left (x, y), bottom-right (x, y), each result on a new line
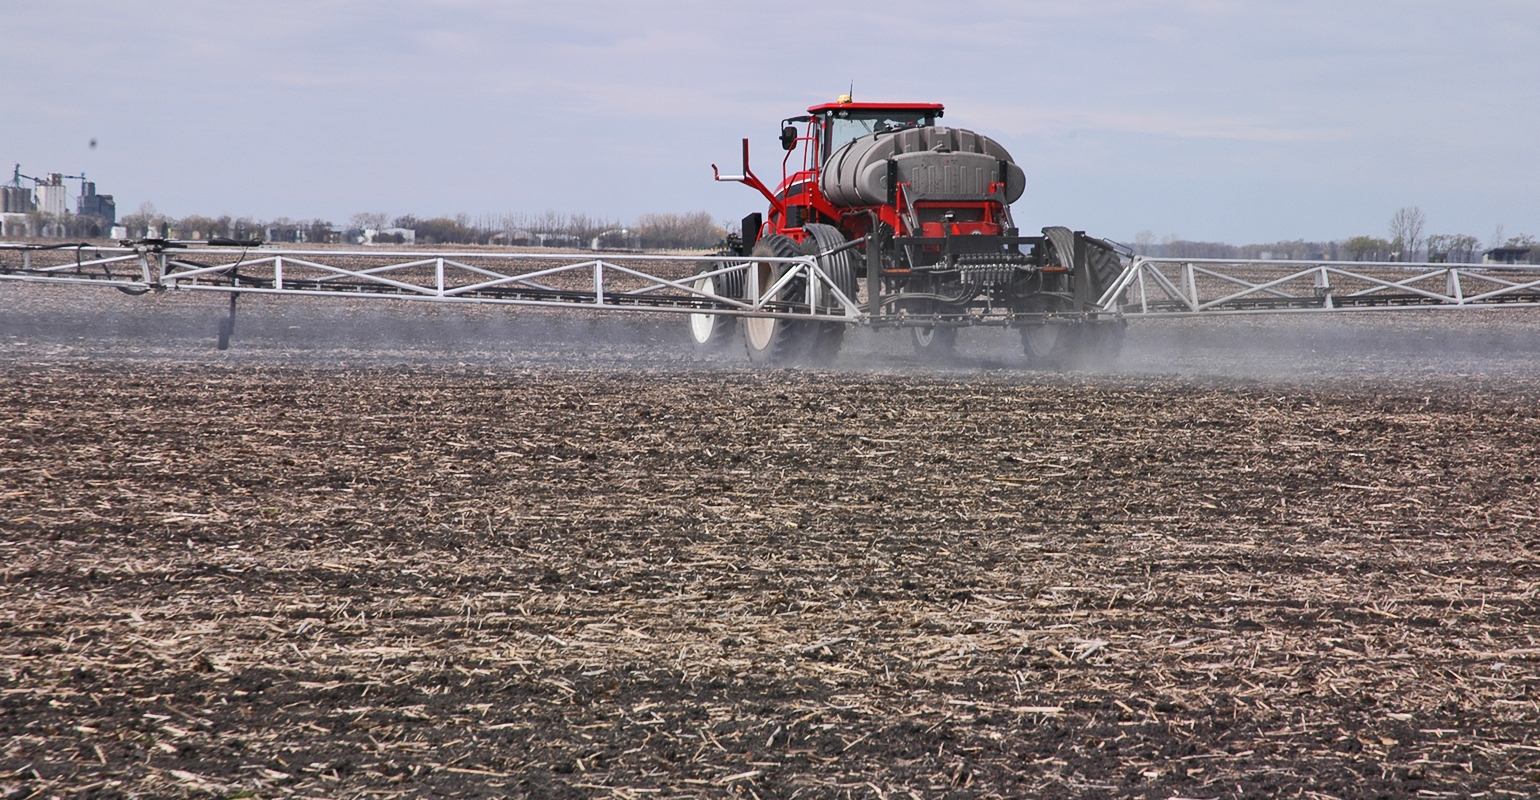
top-left (712, 139), bottom-right (784, 218)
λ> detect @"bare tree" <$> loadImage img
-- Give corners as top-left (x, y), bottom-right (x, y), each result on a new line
top-left (1343, 236), bottom-right (1392, 261)
top-left (1388, 207), bottom-right (1425, 261)
top-left (1132, 230), bottom-right (1156, 257)
top-left (351, 212), bottom-right (388, 232)
top-left (531, 210), bottom-right (568, 235)
top-left (1426, 233), bottom-right (1483, 263)
top-left (634, 212), bottom-right (725, 250)
top-left (1449, 234), bottom-right (1482, 263)
top-left (1490, 224), bottom-right (1505, 250)
top-left (566, 213), bottom-right (617, 243)
top-left (1239, 240), bottom-right (1329, 260)
top-left (1162, 239), bottom-right (1238, 259)
top-left (1425, 234), bottom-right (1451, 263)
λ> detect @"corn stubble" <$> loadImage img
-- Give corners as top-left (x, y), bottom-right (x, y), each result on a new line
top-left (1, 364), bottom-right (1538, 798)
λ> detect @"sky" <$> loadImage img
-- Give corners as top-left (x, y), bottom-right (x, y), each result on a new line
top-left (3, 0), bottom-right (1537, 244)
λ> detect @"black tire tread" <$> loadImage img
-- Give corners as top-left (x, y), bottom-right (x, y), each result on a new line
top-left (800, 224), bottom-right (857, 366)
top-left (745, 235), bottom-right (813, 364)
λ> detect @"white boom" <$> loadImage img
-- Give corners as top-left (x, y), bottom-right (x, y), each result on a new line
top-left (1098, 256), bottom-right (1540, 317)
top-left (5, 242), bottom-right (1540, 330)
top-left (0, 242), bottom-right (860, 321)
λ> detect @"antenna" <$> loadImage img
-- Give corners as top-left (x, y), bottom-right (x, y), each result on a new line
top-left (848, 81), bottom-right (854, 102)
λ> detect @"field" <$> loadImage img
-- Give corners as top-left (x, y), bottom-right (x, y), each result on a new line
top-left (2, 282), bottom-right (1539, 799)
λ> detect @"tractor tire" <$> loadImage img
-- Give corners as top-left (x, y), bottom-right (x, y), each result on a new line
top-left (743, 234), bottom-right (814, 364)
top-left (1042, 226), bottom-right (1126, 303)
top-left (1020, 323), bottom-right (1068, 369)
top-left (1070, 320), bottom-right (1126, 370)
top-left (910, 326), bottom-right (958, 361)
top-left (687, 260), bottom-right (743, 352)
top-left (800, 224), bottom-right (858, 366)
top-left (1022, 321), bottom-right (1125, 370)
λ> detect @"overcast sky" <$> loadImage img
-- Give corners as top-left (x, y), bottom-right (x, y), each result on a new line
top-left (4, 1), bottom-right (1536, 244)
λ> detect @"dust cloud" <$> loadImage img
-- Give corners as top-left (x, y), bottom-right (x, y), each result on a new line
top-left (4, 281), bottom-right (1540, 381)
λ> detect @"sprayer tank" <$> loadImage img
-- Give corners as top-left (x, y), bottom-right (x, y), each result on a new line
top-left (818, 126), bottom-right (1026, 208)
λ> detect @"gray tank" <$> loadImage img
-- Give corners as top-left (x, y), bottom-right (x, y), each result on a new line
top-left (819, 126), bottom-right (1026, 208)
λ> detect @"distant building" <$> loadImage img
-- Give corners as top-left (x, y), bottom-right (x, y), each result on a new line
top-left (1484, 246), bottom-right (1534, 265)
top-left (490, 229), bottom-right (535, 246)
top-left (77, 182), bottom-right (115, 225)
top-left (1, 186), bottom-right (33, 213)
top-left (591, 228), bottom-right (640, 250)
top-left (266, 224), bottom-right (304, 243)
top-left (537, 233), bottom-right (582, 248)
top-left (0, 213), bottom-right (34, 237)
top-left (34, 174), bottom-right (68, 216)
top-left (363, 227), bottom-right (416, 245)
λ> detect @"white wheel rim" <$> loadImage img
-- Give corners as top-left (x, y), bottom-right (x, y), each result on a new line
top-left (688, 275), bottom-right (716, 344)
top-left (914, 327), bottom-right (935, 347)
top-left (744, 316), bottom-right (775, 350)
top-left (1024, 325), bottom-right (1059, 356)
top-left (744, 262), bottom-right (777, 351)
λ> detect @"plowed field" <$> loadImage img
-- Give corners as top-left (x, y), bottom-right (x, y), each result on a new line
top-left (2, 283), bottom-right (1538, 799)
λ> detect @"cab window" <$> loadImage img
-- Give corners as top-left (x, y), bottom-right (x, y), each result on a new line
top-left (825, 111), bottom-right (933, 158)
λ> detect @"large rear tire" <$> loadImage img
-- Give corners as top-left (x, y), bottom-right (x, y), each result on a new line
top-left (687, 261), bottom-right (743, 352)
top-left (800, 224), bottom-right (858, 366)
top-left (743, 234), bottom-right (813, 364)
top-left (1041, 226), bottom-right (1127, 307)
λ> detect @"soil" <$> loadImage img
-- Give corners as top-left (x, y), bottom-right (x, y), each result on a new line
top-left (1, 281), bottom-right (1539, 799)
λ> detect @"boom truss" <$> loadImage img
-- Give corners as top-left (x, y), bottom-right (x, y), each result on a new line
top-left (0, 243), bottom-right (860, 322)
top-left (1099, 256), bottom-right (1540, 317)
top-left (7, 242), bottom-right (1540, 329)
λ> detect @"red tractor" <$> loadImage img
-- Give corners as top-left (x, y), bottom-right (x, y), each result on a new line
top-left (697, 96), bottom-right (1127, 365)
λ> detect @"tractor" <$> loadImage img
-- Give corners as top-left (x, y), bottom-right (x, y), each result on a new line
top-left (696, 96), bottom-right (1127, 365)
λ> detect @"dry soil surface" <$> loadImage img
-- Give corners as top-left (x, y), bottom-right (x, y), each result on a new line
top-left (1, 283), bottom-right (1538, 799)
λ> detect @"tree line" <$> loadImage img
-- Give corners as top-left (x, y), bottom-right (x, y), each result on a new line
top-left (29, 201), bottom-right (1540, 263)
top-left (1131, 207), bottom-right (1537, 264)
top-left (108, 205), bottom-right (728, 250)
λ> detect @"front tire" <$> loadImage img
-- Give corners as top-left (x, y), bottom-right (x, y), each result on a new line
top-left (911, 326), bottom-right (957, 361)
top-left (1020, 323), bottom-right (1066, 368)
top-left (1021, 321), bottom-right (1125, 370)
top-left (1072, 320), bottom-right (1126, 370)
top-left (743, 234), bottom-right (813, 364)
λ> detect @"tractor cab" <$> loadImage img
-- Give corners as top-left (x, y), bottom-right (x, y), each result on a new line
top-left (797, 101), bottom-right (944, 164)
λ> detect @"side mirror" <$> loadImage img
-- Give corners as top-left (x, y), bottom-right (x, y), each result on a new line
top-left (780, 126), bottom-right (798, 151)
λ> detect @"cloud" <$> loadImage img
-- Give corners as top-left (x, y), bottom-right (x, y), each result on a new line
top-left (967, 105), bottom-right (1348, 143)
